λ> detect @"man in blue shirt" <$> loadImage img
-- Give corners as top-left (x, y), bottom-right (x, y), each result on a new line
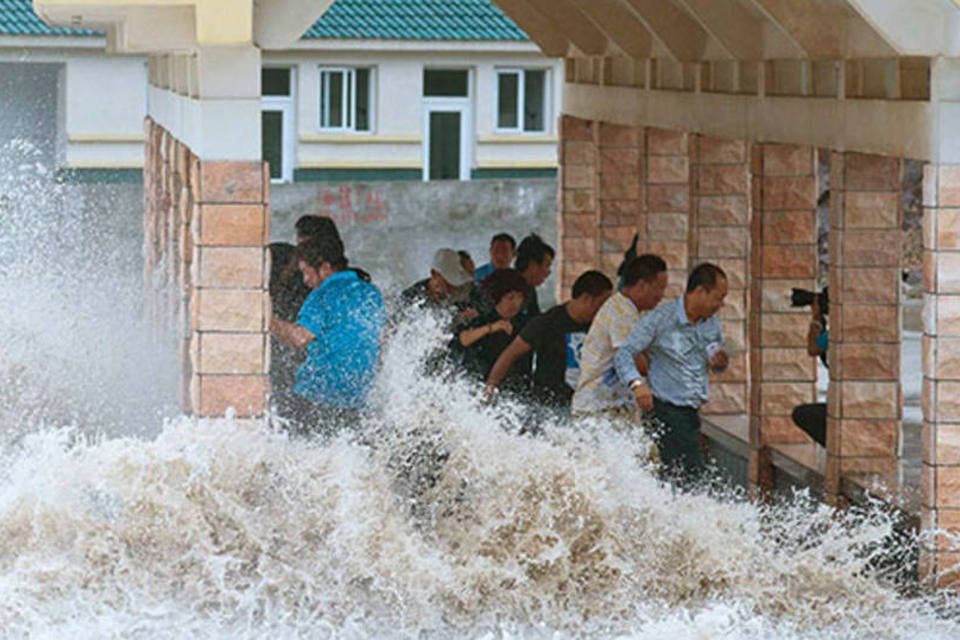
top-left (269, 235), bottom-right (385, 435)
top-left (614, 263), bottom-right (729, 483)
top-left (474, 232), bottom-right (516, 282)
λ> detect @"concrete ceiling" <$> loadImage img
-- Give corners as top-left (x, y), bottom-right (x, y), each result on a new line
top-left (493, 0), bottom-right (960, 60)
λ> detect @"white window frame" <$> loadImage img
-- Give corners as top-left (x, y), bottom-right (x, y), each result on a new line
top-left (318, 66), bottom-right (375, 133)
top-left (494, 67), bottom-right (550, 134)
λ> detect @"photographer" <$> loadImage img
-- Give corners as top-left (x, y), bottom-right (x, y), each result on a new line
top-left (791, 288), bottom-right (828, 447)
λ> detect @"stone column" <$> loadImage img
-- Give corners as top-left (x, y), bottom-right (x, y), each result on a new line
top-left (643, 128), bottom-right (690, 298)
top-left (558, 115), bottom-right (600, 297)
top-left (144, 46), bottom-right (270, 420)
top-left (691, 135), bottom-right (751, 415)
top-left (598, 122), bottom-right (644, 281)
top-left (748, 144), bottom-right (820, 491)
top-left (825, 152), bottom-right (902, 498)
top-left (920, 162), bottom-right (960, 586)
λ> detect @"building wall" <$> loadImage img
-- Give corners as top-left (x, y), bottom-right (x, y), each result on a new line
top-left (0, 62), bottom-right (60, 163)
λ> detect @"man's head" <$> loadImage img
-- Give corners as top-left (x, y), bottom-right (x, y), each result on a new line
top-left (295, 215), bottom-right (343, 248)
top-left (571, 270), bottom-right (614, 322)
top-left (489, 233), bottom-right (516, 270)
top-left (685, 262), bottom-right (728, 320)
top-left (515, 233), bottom-right (555, 287)
top-left (621, 254), bottom-right (668, 311)
top-left (427, 248), bottom-right (473, 300)
top-left (297, 235), bottom-right (348, 289)
top-left (485, 268), bottom-right (528, 318)
top-left (458, 250), bottom-right (476, 277)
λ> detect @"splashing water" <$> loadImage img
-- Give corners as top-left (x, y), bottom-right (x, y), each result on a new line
top-left (1, 144), bottom-right (959, 637)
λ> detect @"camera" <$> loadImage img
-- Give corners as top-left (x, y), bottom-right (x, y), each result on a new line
top-left (790, 287), bottom-right (829, 315)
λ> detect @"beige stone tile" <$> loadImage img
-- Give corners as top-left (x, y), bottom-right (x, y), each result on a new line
top-left (761, 245), bottom-right (817, 278)
top-left (837, 343), bottom-right (900, 380)
top-left (599, 122), bottom-right (638, 147)
top-left (198, 204), bottom-right (266, 246)
top-left (938, 381), bottom-right (960, 422)
top-left (646, 212), bottom-right (688, 241)
top-left (200, 333), bottom-right (265, 375)
top-left (760, 381), bottom-right (813, 414)
top-left (762, 176), bottom-right (817, 211)
top-left (699, 226), bottom-right (749, 259)
top-left (760, 312), bottom-right (810, 348)
top-left (646, 127), bottom-right (687, 155)
top-left (200, 161), bottom-right (265, 204)
top-left (839, 380), bottom-right (899, 418)
top-left (648, 155), bottom-right (689, 184)
top-left (937, 295), bottom-right (960, 336)
top-left (936, 251), bottom-right (960, 294)
top-left (840, 229), bottom-right (902, 268)
top-left (199, 247), bottom-right (264, 288)
top-left (698, 136), bottom-right (747, 164)
top-left (843, 152), bottom-right (901, 191)
top-left (600, 200), bottom-right (641, 227)
top-left (703, 382), bottom-right (747, 414)
top-left (647, 184), bottom-right (689, 213)
top-left (199, 374), bottom-right (267, 417)
top-left (839, 268), bottom-right (899, 305)
top-left (761, 347), bottom-right (817, 381)
top-left (838, 419), bottom-right (897, 457)
top-left (762, 210), bottom-right (816, 244)
top-left (762, 143), bottom-right (813, 177)
top-left (697, 195), bottom-right (748, 226)
top-left (938, 165), bottom-right (960, 208)
top-left (698, 164), bottom-right (748, 195)
top-left (561, 115), bottom-right (594, 142)
top-left (563, 140), bottom-right (597, 166)
top-left (195, 289), bottom-right (264, 332)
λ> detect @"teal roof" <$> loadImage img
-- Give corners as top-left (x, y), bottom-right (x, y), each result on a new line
top-left (0, 1), bottom-right (100, 36)
top-left (0, 0), bottom-right (528, 42)
top-left (303, 0), bottom-right (529, 41)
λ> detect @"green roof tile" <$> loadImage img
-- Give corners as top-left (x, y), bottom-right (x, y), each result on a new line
top-left (303, 0), bottom-right (529, 41)
top-left (0, 0), bottom-right (529, 42)
top-left (0, 0), bottom-right (100, 36)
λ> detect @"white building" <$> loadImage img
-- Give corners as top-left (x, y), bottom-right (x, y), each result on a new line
top-left (0, 0), bottom-right (561, 184)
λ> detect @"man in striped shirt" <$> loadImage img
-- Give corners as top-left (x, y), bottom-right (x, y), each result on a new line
top-left (614, 263), bottom-right (729, 483)
top-left (572, 254), bottom-right (668, 416)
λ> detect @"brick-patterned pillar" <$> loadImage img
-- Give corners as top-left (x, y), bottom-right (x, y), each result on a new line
top-left (643, 128), bottom-right (690, 298)
top-left (558, 116), bottom-right (600, 298)
top-left (692, 135), bottom-right (751, 415)
top-left (825, 152), bottom-right (902, 498)
top-left (920, 163), bottom-right (960, 586)
top-left (598, 122), bottom-right (644, 282)
top-left (748, 144), bottom-right (820, 492)
top-left (144, 117), bottom-right (270, 418)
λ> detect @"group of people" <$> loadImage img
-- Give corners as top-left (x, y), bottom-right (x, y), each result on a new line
top-left (268, 215), bottom-right (731, 484)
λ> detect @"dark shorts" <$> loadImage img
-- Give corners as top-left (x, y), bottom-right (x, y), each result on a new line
top-left (273, 391), bottom-right (362, 438)
top-left (652, 397), bottom-right (706, 486)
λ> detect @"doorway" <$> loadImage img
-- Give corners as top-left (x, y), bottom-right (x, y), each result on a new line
top-left (261, 67), bottom-right (295, 183)
top-left (422, 68), bottom-right (471, 181)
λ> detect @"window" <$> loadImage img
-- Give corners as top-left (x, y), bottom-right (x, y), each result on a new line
top-left (319, 67), bottom-right (372, 132)
top-left (262, 68), bottom-right (291, 96)
top-left (496, 68), bottom-right (548, 133)
top-left (423, 69), bottom-right (469, 97)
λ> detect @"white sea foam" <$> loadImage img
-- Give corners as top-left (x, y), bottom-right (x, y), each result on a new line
top-left (0, 142), bottom-right (958, 637)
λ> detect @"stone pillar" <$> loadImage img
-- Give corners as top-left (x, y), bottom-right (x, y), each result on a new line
top-left (643, 128), bottom-right (690, 298)
top-left (748, 144), bottom-right (820, 491)
top-left (691, 135), bottom-right (751, 415)
top-left (598, 122), bottom-right (644, 281)
top-left (143, 45), bottom-right (270, 420)
top-left (920, 162), bottom-right (960, 586)
top-left (558, 115), bottom-right (600, 298)
top-left (825, 152), bottom-right (902, 498)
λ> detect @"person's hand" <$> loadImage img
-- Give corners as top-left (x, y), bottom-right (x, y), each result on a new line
top-left (632, 381), bottom-right (653, 412)
top-left (492, 319), bottom-right (513, 335)
top-left (457, 307), bottom-right (479, 322)
top-left (811, 297), bottom-right (822, 324)
top-left (482, 383), bottom-right (499, 405)
top-left (709, 349), bottom-right (729, 372)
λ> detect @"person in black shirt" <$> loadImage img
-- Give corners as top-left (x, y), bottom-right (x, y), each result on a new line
top-left (512, 233), bottom-right (555, 328)
top-left (453, 269), bottom-right (529, 388)
top-left (485, 270), bottom-right (613, 408)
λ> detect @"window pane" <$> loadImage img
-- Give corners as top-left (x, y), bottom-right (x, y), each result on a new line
top-left (328, 71), bottom-right (343, 127)
top-left (429, 111), bottom-right (461, 180)
top-left (355, 68), bottom-right (370, 131)
top-left (345, 71), bottom-right (353, 129)
top-left (262, 68), bottom-right (290, 96)
top-left (523, 70), bottom-right (546, 132)
top-left (423, 69), bottom-right (468, 97)
top-left (497, 72), bottom-right (519, 129)
top-left (262, 110), bottom-right (283, 179)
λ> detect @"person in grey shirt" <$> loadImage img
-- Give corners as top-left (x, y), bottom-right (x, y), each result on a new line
top-left (614, 263), bottom-right (729, 483)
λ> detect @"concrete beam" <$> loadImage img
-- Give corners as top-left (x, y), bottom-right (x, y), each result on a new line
top-left (253, 0), bottom-right (334, 50)
top-left (748, 0), bottom-right (896, 59)
top-left (567, 0), bottom-right (653, 60)
top-left (620, 0), bottom-right (712, 62)
top-left (564, 81), bottom-right (934, 160)
top-left (675, 0), bottom-right (769, 61)
top-left (846, 0), bottom-right (960, 57)
top-left (492, 0), bottom-right (571, 57)
top-left (523, 0), bottom-right (610, 56)
top-left (106, 6), bottom-right (196, 53)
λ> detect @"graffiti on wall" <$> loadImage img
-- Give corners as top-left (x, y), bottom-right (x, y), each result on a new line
top-left (314, 185), bottom-right (389, 227)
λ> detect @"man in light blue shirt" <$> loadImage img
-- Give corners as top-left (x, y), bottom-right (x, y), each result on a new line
top-left (614, 263), bottom-right (729, 482)
top-left (270, 235), bottom-right (384, 434)
top-left (474, 232), bottom-right (516, 282)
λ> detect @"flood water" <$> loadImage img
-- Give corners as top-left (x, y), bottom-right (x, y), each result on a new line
top-left (1, 141), bottom-right (959, 638)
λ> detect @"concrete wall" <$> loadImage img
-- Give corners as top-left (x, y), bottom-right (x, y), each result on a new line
top-left (270, 177), bottom-right (559, 302)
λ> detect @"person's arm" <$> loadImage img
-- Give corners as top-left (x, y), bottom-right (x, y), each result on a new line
top-left (269, 316), bottom-right (315, 350)
top-left (706, 317), bottom-right (729, 373)
top-left (485, 335), bottom-right (533, 392)
top-left (806, 298), bottom-right (825, 357)
top-left (613, 315), bottom-right (658, 386)
top-left (459, 319), bottom-right (512, 347)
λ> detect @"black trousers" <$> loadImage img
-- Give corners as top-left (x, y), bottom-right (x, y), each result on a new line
top-left (791, 402), bottom-right (826, 447)
top-left (652, 397), bottom-right (706, 485)
top-left (273, 391), bottom-right (361, 438)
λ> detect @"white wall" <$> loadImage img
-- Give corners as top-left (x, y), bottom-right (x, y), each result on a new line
top-left (264, 46), bottom-right (562, 175)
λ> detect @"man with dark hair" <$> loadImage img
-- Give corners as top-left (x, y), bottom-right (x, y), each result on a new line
top-left (485, 270), bottom-right (613, 408)
top-left (295, 215), bottom-right (343, 247)
top-left (573, 254), bottom-right (669, 416)
top-left (269, 235), bottom-right (385, 434)
top-left (474, 232), bottom-right (517, 282)
top-left (513, 233), bottom-right (555, 326)
top-left (614, 262), bottom-right (729, 483)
